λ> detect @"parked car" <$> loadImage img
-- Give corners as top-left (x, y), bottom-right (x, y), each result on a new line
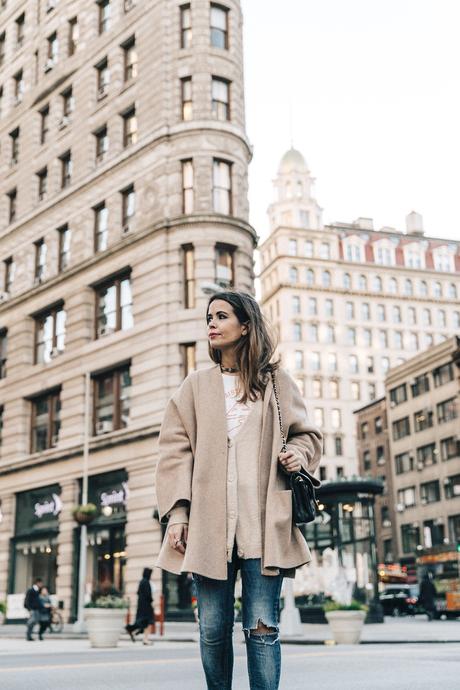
top-left (379, 584), bottom-right (420, 616)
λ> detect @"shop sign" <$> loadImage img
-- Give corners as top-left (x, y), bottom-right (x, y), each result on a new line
top-left (34, 493), bottom-right (63, 519)
top-left (100, 481), bottom-right (129, 508)
top-left (6, 594), bottom-right (28, 620)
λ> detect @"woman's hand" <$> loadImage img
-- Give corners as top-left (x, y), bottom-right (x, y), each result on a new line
top-left (279, 450), bottom-right (302, 473)
top-left (168, 523), bottom-right (188, 555)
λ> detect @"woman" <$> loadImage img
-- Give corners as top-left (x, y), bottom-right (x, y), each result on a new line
top-left (38, 586), bottom-right (52, 641)
top-left (125, 567), bottom-right (155, 645)
top-left (155, 290), bottom-right (322, 690)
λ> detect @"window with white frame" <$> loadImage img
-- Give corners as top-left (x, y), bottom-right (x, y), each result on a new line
top-left (432, 245), bottom-right (455, 272)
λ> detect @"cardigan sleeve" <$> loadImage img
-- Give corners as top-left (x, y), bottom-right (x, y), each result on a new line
top-left (281, 369), bottom-right (323, 482)
top-left (156, 394), bottom-right (195, 525)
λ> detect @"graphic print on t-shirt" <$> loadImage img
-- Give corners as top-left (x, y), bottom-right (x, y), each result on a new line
top-left (222, 374), bottom-right (254, 440)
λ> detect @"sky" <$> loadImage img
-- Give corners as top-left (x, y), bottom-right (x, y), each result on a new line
top-left (241, 0), bottom-right (460, 243)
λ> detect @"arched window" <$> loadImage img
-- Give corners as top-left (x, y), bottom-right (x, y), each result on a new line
top-left (289, 266), bottom-right (298, 284)
top-left (448, 283), bottom-right (457, 299)
top-left (343, 273), bottom-right (351, 290)
top-left (296, 181), bottom-right (303, 198)
top-left (404, 279), bottom-right (413, 296)
top-left (433, 281), bottom-right (442, 298)
top-left (358, 275), bottom-right (367, 291)
top-left (388, 277), bottom-right (397, 294)
top-left (322, 270), bottom-right (331, 288)
top-left (306, 268), bottom-right (314, 286)
top-left (419, 280), bottom-right (428, 297)
top-left (373, 276), bottom-right (382, 292)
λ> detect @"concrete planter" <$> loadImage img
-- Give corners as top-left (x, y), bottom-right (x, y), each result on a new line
top-left (325, 610), bottom-right (366, 644)
top-left (85, 608), bottom-right (125, 648)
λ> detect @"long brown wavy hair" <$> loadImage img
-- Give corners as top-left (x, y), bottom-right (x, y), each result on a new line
top-left (206, 290), bottom-right (279, 403)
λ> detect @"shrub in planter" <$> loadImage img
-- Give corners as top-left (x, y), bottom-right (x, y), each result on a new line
top-left (84, 587), bottom-right (128, 648)
top-left (0, 601), bottom-right (6, 624)
top-left (72, 503), bottom-right (98, 525)
top-left (324, 600), bottom-right (368, 645)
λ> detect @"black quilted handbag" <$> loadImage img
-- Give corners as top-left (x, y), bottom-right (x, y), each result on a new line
top-left (270, 370), bottom-right (318, 525)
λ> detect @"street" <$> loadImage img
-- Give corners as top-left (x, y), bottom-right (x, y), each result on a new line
top-left (1, 637), bottom-right (459, 690)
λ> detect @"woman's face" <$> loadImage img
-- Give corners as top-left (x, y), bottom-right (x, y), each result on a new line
top-left (206, 299), bottom-right (247, 352)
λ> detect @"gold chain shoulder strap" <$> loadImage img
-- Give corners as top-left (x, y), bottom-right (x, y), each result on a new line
top-left (270, 369), bottom-right (288, 453)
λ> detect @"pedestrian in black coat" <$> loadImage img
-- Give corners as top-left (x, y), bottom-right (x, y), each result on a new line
top-left (24, 577), bottom-right (44, 641)
top-left (419, 573), bottom-right (437, 621)
top-left (125, 568), bottom-right (155, 645)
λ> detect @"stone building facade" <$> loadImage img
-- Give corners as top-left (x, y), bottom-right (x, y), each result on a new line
top-left (259, 148), bottom-right (460, 480)
top-left (0, 0), bottom-right (255, 621)
top-left (354, 397), bottom-right (397, 564)
top-left (386, 336), bottom-right (460, 560)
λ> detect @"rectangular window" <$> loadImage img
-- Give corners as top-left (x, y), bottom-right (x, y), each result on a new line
top-left (123, 36), bottom-right (137, 81)
top-left (331, 409), bottom-right (341, 429)
top-left (295, 350), bottom-right (304, 370)
top-left (292, 295), bottom-right (301, 314)
top-left (395, 451), bottom-right (413, 475)
top-left (210, 3), bottom-right (229, 49)
top-left (122, 106), bottom-right (137, 147)
top-left (182, 159), bottom-right (194, 214)
top-left (437, 398), bottom-right (457, 424)
top-left (390, 383), bottom-right (407, 406)
top-left (96, 58), bottom-right (110, 98)
top-left (10, 127), bottom-right (19, 165)
top-left (14, 69), bottom-right (24, 104)
top-left (310, 352), bottom-right (320, 371)
top-left (16, 13), bottom-right (25, 48)
top-left (325, 299), bottom-right (334, 317)
top-left (351, 382), bottom-right (360, 400)
top-left (36, 168), bottom-right (48, 201)
top-left (40, 105), bottom-right (50, 144)
top-left (59, 151), bottom-right (72, 188)
top-left (34, 304), bottom-right (66, 364)
top-left (312, 379), bottom-right (322, 398)
top-left (46, 32), bottom-right (59, 67)
top-left (328, 353), bottom-right (337, 372)
top-left (414, 409), bottom-right (433, 432)
top-left (410, 373), bottom-right (430, 398)
top-left (346, 327), bottom-right (356, 346)
top-left (31, 390), bottom-right (61, 452)
top-left (314, 408), bottom-right (324, 427)
top-left (98, 0), bottom-right (111, 34)
top-left (180, 4), bottom-right (192, 49)
top-left (121, 185), bottom-right (135, 231)
top-left (34, 239), bottom-right (47, 283)
top-left (288, 239), bottom-right (298, 256)
top-left (7, 189), bottom-right (17, 223)
top-left (0, 329), bottom-right (7, 379)
top-left (181, 343), bottom-right (196, 377)
top-left (379, 330), bottom-right (388, 348)
top-left (181, 76), bottom-right (193, 120)
top-left (445, 474), bottom-right (460, 500)
top-left (349, 355), bottom-right (358, 374)
top-left (392, 305), bottom-right (401, 323)
top-left (183, 244), bottom-right (195, 309)
top-left (335, 436), bottom-right (343, 456)
top-left (93, 365), bottom-right (131, 435)
top-left (68, 17), bottom-right (79, 56)
top-left (4, 257), bottom-right (14, 293)
top-left (94, 125), bottom-right (109, 163)
top-left (416, 442), bottom-right (437, 468)
top-left (392, 416), bottom-right (410, 441)
top-left (363, 450), bottom-right (371, 471)
top-left (346, 302), bottom-right (354, 320)
top-left (441, 437), bottom-right (458, 462)
top-left (330, 379), bottom-right (339, 399)
top-left (211, 77), bottom-right (230, 120)
top-left (433, 362), bottom-right (454, 387)
top-left (95, 274), bottom-right (133, 337)
top-left (304, 240), bottom-right (313, 257)
top-left (375, 416), bottom-right (383, 433)
top-left (58, 225), bottom-right (71, 272)
top-left (307, 297), bottom-right (317, 316)
top-left (369, 383), bottom-right (376, 400)
top-left (360, 421), bottom-right (369, 440)
top-left (401, 524), bottom-right (420, 553)
top-left (376, 445), bottom-right (385, 465)
top-left (377, 304), bottom-right (386, 322)
top-left (398, 486), bottom-right (416, 509)
top-left (213, 159), bottom-right (232, 214)
top-left (293, 322), bottom-right (302, 342)
top-left (215, 243), bottom-right (234, 288)
top-left (61, 87), bottom-right (74, 119)
top-left (361, 303), bottom-right (370, 320)
top-left (420, 480), bottom-right (440, 504)
top-left (0, 32), bottom-right (5, 66)
top-left (94, 203), bottom-right (109, 252)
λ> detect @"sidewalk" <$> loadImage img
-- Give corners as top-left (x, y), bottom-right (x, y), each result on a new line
top-left (1, 616), bottom-right (459, 645)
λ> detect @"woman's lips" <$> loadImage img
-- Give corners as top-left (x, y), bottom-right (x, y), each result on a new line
top-left (209, 333), bottom-right (220, 339)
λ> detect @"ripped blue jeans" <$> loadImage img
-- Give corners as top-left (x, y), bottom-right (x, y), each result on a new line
top-left (193, 548), bottom-right (284, 690)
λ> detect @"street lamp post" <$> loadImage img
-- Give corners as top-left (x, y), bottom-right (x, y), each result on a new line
top-left (73, 372), bottom-right (91, 633)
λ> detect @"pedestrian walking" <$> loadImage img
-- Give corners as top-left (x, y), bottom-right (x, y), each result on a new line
top-left (125, 568), bottom-right (155, 645)
top-left (419, 573), bottom-right (437, 621)
top-left (24, 577), bottom-right (43, 641)
top-left (155, 290), bottom-right (322, 690)
top-left (38, 586), bottom-right (52, 640)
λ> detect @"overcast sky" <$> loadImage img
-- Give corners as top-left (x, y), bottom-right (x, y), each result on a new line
top-left (241, 0), bottom-right (460, 243)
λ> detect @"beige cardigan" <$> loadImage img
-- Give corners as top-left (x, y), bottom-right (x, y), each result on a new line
top-left (155, 365), bottom-right (322, 580)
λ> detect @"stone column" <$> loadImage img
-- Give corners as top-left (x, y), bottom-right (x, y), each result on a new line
top-left (0, 493), bottom-right (15, 602)
top-left (55, 479), bottom-right (78, 621)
